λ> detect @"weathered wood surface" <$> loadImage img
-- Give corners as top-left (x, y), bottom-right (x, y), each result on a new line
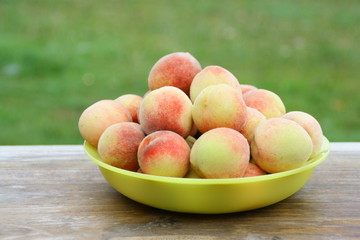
top-left (0, 143), bottom-right (359, 240)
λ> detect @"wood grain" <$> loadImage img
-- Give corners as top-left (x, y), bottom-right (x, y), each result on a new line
top-left (0, 143), bottom-right (359, 240)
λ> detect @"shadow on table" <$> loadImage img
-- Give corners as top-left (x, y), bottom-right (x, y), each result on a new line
top-left (99, 185), bottom-right (318, 239)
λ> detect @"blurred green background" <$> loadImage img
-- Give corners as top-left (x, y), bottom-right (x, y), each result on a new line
top-left (1, 0), bottom-right (359, 145)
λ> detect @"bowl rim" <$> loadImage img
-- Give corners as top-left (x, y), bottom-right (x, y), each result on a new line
top-left (84, 136), bottom-right (330, 185)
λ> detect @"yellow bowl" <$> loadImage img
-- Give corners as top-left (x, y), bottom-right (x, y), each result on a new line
top-left (84, 136), bottom-right (330, 214)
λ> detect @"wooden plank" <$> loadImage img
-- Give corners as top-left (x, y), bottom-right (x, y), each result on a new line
top-left (0, 144), bottom-right (359, 239)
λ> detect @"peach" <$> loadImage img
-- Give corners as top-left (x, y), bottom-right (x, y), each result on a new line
top-left (193, 131), bottom-right (203, 139)
top-left (189, 123), bottom-right (198, 137)
top-left (240, 107), bottom-right (266, 144)
top-left (251, 118), bottom-right (313, 173)
top-left (189, 65), bottom-right (241, 102)
top-left (192, 84), bottom-right (247, 133)
top-left (243, 162), bottom-right (267, 177)
top-left (143, 90), bottom-right (151, 98)
top-left (114, 94), bottom-right (143, 123)
top-left (240, 84), bottom-right (257, 95)
top-left (148, 52), bottom-right (202, 96)
top-left (184, 166), bottom-right (201, 178)
top-left (282, 111), bottom-right (323, 158)
top-left (78, 100), bottom-right (132, 147)
top-left (185, 136), bottom-right (196, 148)
top-left (138, 86), bottom-right (193, 138)
top-left (98, 122), bottom-right (145, 171)
top-left (190, 127), bottom-right (250, 178)
top-left (137, 131), bottom-right (190, 177)
top-left (243, 89), bottom-right (286, 118)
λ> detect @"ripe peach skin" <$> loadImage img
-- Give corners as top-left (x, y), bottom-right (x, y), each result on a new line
top-left (240, 107), bottom-right (266, 144)
top-left (114, 94), bottom-right (143, 123)
top-left (243, 162), bottom-right (267, 177)
top-left (98, 122), bottom-right (145, 171)
top-left (192, 84), bottom-right (247, 133)
top-left (137, 131), bottom-right (190, 177)
top-left (282, 111), bottom-right (323, 158)
top-left (148, 52), bottom-right (202, 96)
top-left (243, 89), bottom-right (286, 119)
top-left (240, 84), bottom-right (257, 95)
top-left (185, 136), bottom-right (196, 148)
top-left (189, 123), bottom-right (198, 137)
top-left (189, 65), bottom-right (242, 102)
top-left (190, 127), bottom-right (250, 178)
top-left (251, 118), bottom-right (313, 173)
top-left (78, 100), bottom-right (132, 147)
top-left (138, 86), bottom-right (193, 138)
top-left (184, 165), bottom-right (201, 178)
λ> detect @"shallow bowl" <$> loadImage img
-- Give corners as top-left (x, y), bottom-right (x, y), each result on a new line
top-left (84, 136), bottom-right (330, 214)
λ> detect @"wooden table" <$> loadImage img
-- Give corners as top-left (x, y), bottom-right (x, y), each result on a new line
top-left (1, 143), bottom-right (359, 240)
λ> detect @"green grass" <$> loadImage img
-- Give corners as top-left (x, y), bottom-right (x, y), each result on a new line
top-left (1, 0), bottom-right (359, 144)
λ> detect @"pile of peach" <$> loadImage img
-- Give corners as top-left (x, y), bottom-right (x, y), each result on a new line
top-left (78, 52), bottom-right (324, 179)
